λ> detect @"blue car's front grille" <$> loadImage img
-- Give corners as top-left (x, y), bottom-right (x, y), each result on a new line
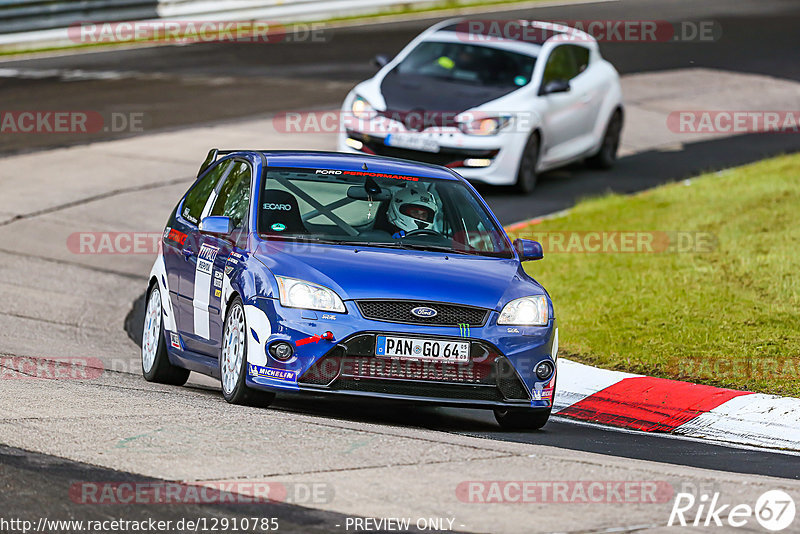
top-left (299, 334), bottom-right (529, 403)
top-left (356, 299), bottom-right (489, 327)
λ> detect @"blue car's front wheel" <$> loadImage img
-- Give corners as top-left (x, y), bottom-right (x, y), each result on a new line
top-left (220, 296), bottom-right (275, 407)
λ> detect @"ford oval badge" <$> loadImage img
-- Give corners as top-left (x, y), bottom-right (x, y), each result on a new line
top-left (411, 306), bottom-right (438, 318)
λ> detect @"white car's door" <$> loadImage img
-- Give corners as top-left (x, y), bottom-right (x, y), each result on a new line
top-left (538, 44), bottom-right (601, 166)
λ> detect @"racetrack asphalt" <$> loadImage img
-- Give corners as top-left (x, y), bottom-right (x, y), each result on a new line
top-left (0, 0), bottom-right (798, 226)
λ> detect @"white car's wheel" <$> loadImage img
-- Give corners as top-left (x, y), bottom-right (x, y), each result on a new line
top-left (515, 132), bottom-right (540, 194)
top-left (220, 296), bottom-right (275, 407)
top-left (141, 284), bottom-right (190, 385)
top-left (587, 109), bottom-right (623, 169)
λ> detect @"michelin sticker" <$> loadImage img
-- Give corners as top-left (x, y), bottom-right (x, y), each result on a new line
top-left (248, 364), bottom-right (297, 382)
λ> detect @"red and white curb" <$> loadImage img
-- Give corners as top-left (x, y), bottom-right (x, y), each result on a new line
top-left (553, 359), bottom-right (800, 451)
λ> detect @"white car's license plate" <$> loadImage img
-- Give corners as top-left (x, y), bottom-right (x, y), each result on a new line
top-left (375, 336), bottom-right (470, 363)
top-left (385, 133), bottom-right (440, 153)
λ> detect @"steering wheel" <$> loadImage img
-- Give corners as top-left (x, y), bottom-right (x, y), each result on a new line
top-left (402, 228), bottom-right (444, 238)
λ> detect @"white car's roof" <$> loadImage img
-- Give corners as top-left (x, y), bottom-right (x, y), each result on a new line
top-left (425, 29), bottom-right (543, 56)
top-left (426, 18), bottom-right (596, 56)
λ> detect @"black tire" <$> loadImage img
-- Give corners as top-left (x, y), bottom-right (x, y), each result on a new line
top-left (141, 284), bottom-right (190, 386)
top-left (587, 109), bottom-right (623, 169)
top-left (515, 132), bottom-right (540, 194)
top-left (220, 296), bottom-right (276, 407)
top-left (494, 407), bottom-right (552, 430)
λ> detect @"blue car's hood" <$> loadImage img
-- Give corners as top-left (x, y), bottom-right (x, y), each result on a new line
top-left (254, 241), bottom-right (543, 310)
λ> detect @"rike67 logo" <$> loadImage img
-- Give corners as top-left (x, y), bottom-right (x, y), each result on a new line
top-left (669, 490), bottom-right (796, 531)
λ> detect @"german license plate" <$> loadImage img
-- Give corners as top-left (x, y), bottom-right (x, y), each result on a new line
top-left (385, 133), bottom-right (440, 153)
top-left (375, 336), bottom-right (469, 363)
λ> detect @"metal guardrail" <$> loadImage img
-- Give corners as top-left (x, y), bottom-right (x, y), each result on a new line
top-left (0, 0), bottom-right (443, 46)
top-left (0, 0), bottom-right (159, 34)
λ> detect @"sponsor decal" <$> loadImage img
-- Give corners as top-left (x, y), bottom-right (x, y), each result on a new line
top-left (213, 278), bottom-right (223, 288)
top-left (321, 314), bottom-right (336, 321)
top-left (214, 270), bottom-right (223, 279)
top-left (271, 223), bottom-right (286, 232)
top-left (533, 389), bottom-right (542, 401)
top-left (165, 227), bottom-right (188, 245)
top-left (224, 265), bottom-right (234, 276)
top-left (295, 332), bottom-right (334, 347)
top-left (197, 244), bottom-right (219, 275)
top-left (315, 169), bottom-right (342, 175)
top-left (229, 251), bottom-right (243, 259)
top-left (458, 323), bottom-right (471, 338)
top-left (170, 332), bottom-right (181, 349)
top-left (214, 289), bottom-right (221, 298)
top-left (182, 208), bottom-right (198, 224)
top-left (542, 389), bottom-right (553, 398)
top-left (411, 306), bottom-right (438, 318)
top-left (263, 203), bottom-right (292, 211)
top-left (342, 170), bottom-right (419, 182)
top-left (248, 364), bottom-right (297, 382)
top-left (506, 327), bottom-right (520, 333)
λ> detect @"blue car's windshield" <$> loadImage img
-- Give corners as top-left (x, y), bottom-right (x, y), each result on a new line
top-left (258, 167), bottom-right (513, 258)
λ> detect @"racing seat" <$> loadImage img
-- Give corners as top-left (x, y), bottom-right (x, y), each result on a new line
top-left (259, 189), bottom-right (307, 235)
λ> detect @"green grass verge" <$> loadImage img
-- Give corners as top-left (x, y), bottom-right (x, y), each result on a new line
top-left (510, 154), bottom-right (800, 396)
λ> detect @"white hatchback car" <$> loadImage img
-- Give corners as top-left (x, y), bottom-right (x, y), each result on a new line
top-left (337, 18), bottom-right (623, 193)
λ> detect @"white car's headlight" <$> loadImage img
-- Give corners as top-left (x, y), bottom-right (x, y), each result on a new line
top-left (457, 115), bottom-right (512, 136)
top-left (275, 276), bottom-right (346, 313)
top-left (351, 95), bottom-right (377, 120)
top-left (498, 295), bottom-right (549, 326)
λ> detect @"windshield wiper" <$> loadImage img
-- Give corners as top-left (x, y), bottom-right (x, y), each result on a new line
top-left (393, 242), bottom-right (473, 255)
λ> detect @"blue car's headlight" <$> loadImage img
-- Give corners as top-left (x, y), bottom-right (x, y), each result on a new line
top-left (498, 296), bottom-right (549, 326)
top-left (275, 276), bottom-right (346, 313)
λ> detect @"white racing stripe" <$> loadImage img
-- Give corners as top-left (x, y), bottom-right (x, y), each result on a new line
top-left (149, 252), bottom-right (177, 332)
top-left (192, 243), bottom-right (218, 339)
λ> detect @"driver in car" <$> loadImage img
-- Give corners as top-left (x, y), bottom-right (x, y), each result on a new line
top-left (387, 185), bottom-right (439, 239)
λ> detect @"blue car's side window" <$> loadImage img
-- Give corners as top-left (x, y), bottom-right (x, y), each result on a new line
top-left (210, 161), bottom-right (251, 229)
top-left (181, 161), bottom-right (232, 225)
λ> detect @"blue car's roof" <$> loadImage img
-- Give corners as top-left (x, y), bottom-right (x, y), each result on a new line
top-left (234, 150), bottom-right (461, 181)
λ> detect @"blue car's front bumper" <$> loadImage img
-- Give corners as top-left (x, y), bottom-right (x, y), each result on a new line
top-left (245, 297), bottom-right (557, 410)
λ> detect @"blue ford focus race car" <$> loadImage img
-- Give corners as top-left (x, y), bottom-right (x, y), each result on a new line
top-left (142, 150), bottom-right (558, 429)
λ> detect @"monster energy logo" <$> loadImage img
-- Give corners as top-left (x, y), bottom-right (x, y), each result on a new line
top-left (458, 323), bottom-right (470, 337)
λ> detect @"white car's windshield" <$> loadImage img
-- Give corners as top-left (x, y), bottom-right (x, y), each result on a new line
top-left (258, 167), bottom-right (513, 258)
top-left (395, 41), bottom-right (536, 88)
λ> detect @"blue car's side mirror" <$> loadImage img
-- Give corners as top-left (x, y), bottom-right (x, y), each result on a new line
top-left (514, 238), bottom-right (543, 261)
top-left (199, 216), bottom-right (233, 238)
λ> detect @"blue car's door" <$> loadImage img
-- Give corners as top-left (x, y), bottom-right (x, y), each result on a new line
top-left (190, 161), bottom-right (253, 357)
top-left (169, 159), bottom-right (233, 354)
